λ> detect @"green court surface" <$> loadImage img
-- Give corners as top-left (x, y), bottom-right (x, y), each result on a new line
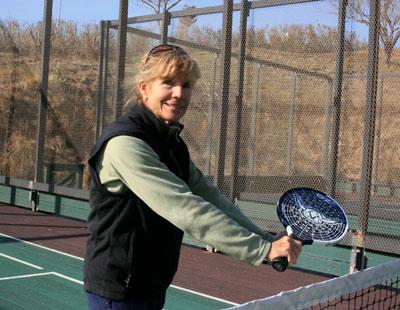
top-left (0, 234), bottom-right (237, 310)
top-left (1, 184), bottom-right (397, 277)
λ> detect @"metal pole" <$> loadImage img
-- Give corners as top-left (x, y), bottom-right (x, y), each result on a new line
top-left (95, 21), bottom-right (110, 139)
top-left (285, 73), bottom-right (297, 176)
top-left (248, 63), bottom-right (261, 176)
top-left (214, 0), bottom-right (233, 195)
top-left (322, 79), bottom-right (334, 177)
top-left (205, 54), bottom-right (218, 176)
top-left (329, 0), bottom-right (348, 198)
top-left (95, 21), bottom-right (106, 141)
top-left (358, 0), bottom-right (381, 270)
top-left (372, 77), bottom-right (384, 192)
top-left (34, 0), bottom-right (53, 183)
top-left (102, 22), bottom-right (111, 128)
top-left (229, 0), bottom-right (250, 201)
top-left (161, 11), bottom-right (171, 44)
top-left (113, 0), bottom-right (128, 120)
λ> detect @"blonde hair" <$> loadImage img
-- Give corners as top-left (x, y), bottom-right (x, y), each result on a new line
top-left (129, 46), bottom-right (201, 104)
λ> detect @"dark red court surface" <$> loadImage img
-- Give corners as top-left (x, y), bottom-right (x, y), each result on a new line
top-left (0, 203), bottom-right (331, 304)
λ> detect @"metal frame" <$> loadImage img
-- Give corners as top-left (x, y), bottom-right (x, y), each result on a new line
top-left (247, 63), bottom-right (261, 176)
top-left (285, 73), bottom-right (298, 176)
top-left (109, 0), bottom-right (323, 27)
top-left (43, 163), bottom-right (84, 189)
top-left (113, 0), bottom-right (128, 120)
top-left (328, 0), bottom-right (348, 198)
top-left (95, 20), bottom-right (110, 141)
top-left (34, 0), bottom-right (53, 184)
top-left (229, 0), bottom-right (250, 200)
top-left (204, 55), bottom-right (218, 176)
top-left (213, 0), bottom-right (233, 195)
top-left (0, 176), bottom-right (88, 200)
top-left (161, 11), bottom-right (171, 43)
top-left (0, 0), bottom-right (389, 266)
top-left (357, 0), bottom-right (381, 270)
top-left (6, 0), bottom-right (350, 200)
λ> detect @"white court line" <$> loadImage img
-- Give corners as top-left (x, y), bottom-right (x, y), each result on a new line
top-left (0, 271), bottom-right (83, 286)
top-left (0, 253), bottom-right (43, 270)
top-left (0, 272), bottom-right (53, 281)
top-left (0, 233), bottom-right (83, 261)
top-left (0, 233), bottom-right (237, 305)
top-left (51, 272), bottom-right (83, 285)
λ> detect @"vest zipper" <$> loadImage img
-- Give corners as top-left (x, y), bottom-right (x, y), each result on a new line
top-left (125, 273), bottom-right (132, 289)
top-left (125, 230), bottom-right (135, 289)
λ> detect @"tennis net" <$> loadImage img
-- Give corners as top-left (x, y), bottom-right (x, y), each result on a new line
top-left (228, 259), bottom-right (400, 310)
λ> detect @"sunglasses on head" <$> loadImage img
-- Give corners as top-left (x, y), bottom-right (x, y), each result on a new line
top-left (145, 44), bottom-right (188, 62)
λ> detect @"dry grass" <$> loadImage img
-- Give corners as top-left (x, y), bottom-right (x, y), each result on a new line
top-left (1, 36), bottom-right (399, 189)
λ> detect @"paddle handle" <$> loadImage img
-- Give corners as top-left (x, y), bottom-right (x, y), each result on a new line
top-left (272, 257), bottom-right (289, 272)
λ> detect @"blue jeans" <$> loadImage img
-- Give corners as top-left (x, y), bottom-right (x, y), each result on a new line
top-left (86, 290), bottom-right (166, 310)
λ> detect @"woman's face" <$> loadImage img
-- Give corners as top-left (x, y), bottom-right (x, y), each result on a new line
top-left (140, 74), bottom-right (192, 124)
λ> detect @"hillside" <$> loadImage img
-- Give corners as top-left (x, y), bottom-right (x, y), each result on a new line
top-left (1, 24), bottom-right (399, 190)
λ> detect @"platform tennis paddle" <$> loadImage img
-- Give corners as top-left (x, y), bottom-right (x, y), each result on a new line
top-left (271, 188), bottom-right (348, 272)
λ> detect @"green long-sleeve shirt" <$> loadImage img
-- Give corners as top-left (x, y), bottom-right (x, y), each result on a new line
top-left (96, 135), bottom-right (273, 266)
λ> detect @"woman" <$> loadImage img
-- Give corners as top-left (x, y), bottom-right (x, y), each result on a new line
top-left (84, 44), bottom-right (302, 310)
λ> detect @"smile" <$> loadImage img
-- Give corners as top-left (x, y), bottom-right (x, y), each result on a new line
top-left (165, 102), bottom-right (184, 109)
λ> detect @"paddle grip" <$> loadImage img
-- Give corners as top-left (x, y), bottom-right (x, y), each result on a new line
top-left (272, 257), bottom-right (289, 272)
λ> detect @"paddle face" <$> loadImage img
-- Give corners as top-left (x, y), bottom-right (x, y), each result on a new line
top-left (272, 188), bottom-right (348, 272)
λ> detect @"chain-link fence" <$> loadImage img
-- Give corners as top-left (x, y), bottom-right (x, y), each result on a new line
top-left (1, 0), bottom-right (399, 262)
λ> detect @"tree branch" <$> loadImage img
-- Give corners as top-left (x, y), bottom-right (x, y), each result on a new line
top-left (166, 0), bottom-right (183, 11)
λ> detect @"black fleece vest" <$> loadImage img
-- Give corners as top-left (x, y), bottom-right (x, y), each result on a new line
top-left (84, 103), bottom-right (190, 300)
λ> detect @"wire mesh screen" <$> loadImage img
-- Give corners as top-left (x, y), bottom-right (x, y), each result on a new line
top-left (373, 75), bottom-right (400, 191)
top-left (43, 19), bottom-right (97, 189)
top-left (182, 51), bottom-right (221, 175)
top-left (101, 26), bottom-right (118, 131)
top-left (169, 13), bottom-right (226, 181)
top-left (0, 0), bottom-right (399, 258)
top-left (229, 2), bottom-right (344, 234)
top-left (0, 16), bottom-right (42, 180)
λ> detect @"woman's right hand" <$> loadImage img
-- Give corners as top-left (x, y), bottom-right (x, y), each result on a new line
top-left (266, 235), bottom-right (302, 266)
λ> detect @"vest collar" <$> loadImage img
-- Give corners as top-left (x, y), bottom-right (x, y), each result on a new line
top-left (127, 103), bottom-right (184, 143)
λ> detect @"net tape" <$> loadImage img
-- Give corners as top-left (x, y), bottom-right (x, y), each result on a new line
top-left (228, 259), bottom-right (400, 310)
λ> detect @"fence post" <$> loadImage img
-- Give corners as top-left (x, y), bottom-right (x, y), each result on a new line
top-left (229, 0), bottom-right (250, 201)
top-left (213, 0), bottom-right (233, 195)
top-left (113, 0), bottom-right (128, 120)
top-left (285, 73), bottom-right (298, 176)
top-left (329, 0), bottom-right (348, 198)
top-left (372, 77), bottom-right (384, 192)
top-left (204, 54), bottom-right (218, 176)
top-left (95, 20), bottom-right (107, 141)
top-left (322, 79), bottom-right (333, 177)
top-left (357, 0), bottom-right (381, 271)
top-left (161, 11), bottom-right (171, 44)
top-left (103, 22), bottom-right (111, 127)
top-left (247, 63), bottom-right (261, 177)
top-left (34, 0), bottom-right (53, 184)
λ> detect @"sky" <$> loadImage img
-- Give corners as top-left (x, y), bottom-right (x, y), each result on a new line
top-left (0, 0), bottom-right (368, 40)
top-left (2, 1), bottom-right (214, 24)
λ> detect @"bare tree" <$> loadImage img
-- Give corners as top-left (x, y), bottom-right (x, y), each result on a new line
top-left (176, 6), bottom-right (197, 39)
top-left (132, 0), bottom-right (184, 14)
top-left (131, 1), bottom-right (191, 37)
top-left (0, 20), bottom-right (20, 54)
top-left (347, 0), bottom-right (400, 65)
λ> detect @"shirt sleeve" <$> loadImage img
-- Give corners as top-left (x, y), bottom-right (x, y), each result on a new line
top-left (187, 161), bottom-right (276, 243)
top-left (97, 135), bottom-right (271, 266)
